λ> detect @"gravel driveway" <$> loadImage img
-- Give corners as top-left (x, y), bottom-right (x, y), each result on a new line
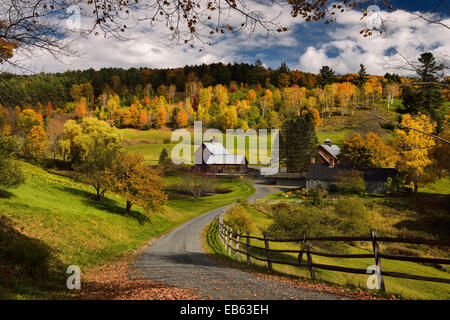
top-left (129, 180), bottom-right (347, 300)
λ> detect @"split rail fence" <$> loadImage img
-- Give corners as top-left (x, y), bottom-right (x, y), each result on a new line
top-left (217, 213), bottom-right (450, 292)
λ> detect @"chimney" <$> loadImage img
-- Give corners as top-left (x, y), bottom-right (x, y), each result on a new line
top-left (324, 138), bottom-right (332, 146)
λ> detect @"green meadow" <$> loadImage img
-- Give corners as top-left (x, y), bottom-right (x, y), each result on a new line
top-left (0, 161), bottom-right (254, 299)
top-left (206, 195), bottom-right (450, 300)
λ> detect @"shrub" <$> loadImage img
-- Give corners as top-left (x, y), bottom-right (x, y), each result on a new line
top-left (334, 198), bottom-right (369, 235)
top-left (224, 204), bottom-right (254, 234)
top-left (142, 124), bottom-right (151, 130)
top-left (3, 239), bottom-right (52, 277)
top-left (266, 203), bottom-right (337, 239)
top-left (309, 185), bottom-right (325, 206)
top-left (335, 169), bottom-right (366, 194)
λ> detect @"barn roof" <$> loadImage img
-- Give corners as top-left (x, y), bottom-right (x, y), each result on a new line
top-left (205, 154), bottom-right (246, 165)
top-left (306, 164), bottom-right (397, 182)
top-left (319, 144), bottom-right (341, 158)
top-left (203, 142), bottom-right (229, 155)
top-left (194, 142), bottom-right (247, 165)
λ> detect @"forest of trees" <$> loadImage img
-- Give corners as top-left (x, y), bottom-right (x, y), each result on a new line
top-left (0, 53), bottom-right (449, 194)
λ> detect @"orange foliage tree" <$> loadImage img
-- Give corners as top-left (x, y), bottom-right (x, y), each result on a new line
top-left (156, 106), bottom-right (167, 128)
top-left (107, 153), bottom-right (167, 216)
top-left (139, 110), bottom-right (148, 128)
top-left (75, 101), bottom-right (87, 119)
top-left (176, 108), bottom-right (188, 128)
top-left (25, 125), bottom-right (49, 160)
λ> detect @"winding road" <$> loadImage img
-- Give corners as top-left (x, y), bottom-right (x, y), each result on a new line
top-left (129, 180), bottom-right (346, 300)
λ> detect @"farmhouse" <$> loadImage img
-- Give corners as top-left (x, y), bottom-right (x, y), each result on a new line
top-left (317, 138), bottom-right (340, 166)
top-left (305, 164), bottom-right (398, 193)
top-left (194, 138), bottom-right (248, 174)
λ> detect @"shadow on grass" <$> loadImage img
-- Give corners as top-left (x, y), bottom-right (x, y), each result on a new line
top-left (0, 189), bottom-right (14, 199)
top-left (55, 186), bottom-right (149, 225)
top-left (0, 215), bottom-right (67, 299)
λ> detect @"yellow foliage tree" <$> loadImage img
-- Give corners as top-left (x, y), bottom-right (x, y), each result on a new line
top-left (25, 125), bottom-right (49, 160)
top-left (107, 153), bottom-right (167, 216)
top-left (395, 113), bottom-right (436, 192)
top-left (156, 106), bottom-right (167, 128)
top-left (176, 108), bottom-right (188, 128)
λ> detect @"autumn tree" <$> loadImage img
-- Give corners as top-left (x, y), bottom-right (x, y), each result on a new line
top-left (47, 115), bottom-right (65, 160)
top-left (139, 110), bottom-right (148, 128)
top-left (180, 172), bottom-right (216, 202)
top-left (340, 132), bottom-right (398, 168)
top-left (0, 134), bottom-right (25, 189)
top-left (25, 125), bottom-right (49, 160)
top-left (395, 113), bottom-right (436, 192)
top-left (64, 117), bottom-right (123, 200)
top-left (0, 104), bottom-right (11, 134)
top-left (74, 100), bottom-right (87, 119)
top-left (175, 108), bottom-right (188, 128)
top-left (156, 106), bottom-right (167, 128)
top-left (430, 118), bottom-right (450, 179)
top-left (17, 109), bottom-right (41, 136)
top-left (107, 153), bottom-right (167, 216)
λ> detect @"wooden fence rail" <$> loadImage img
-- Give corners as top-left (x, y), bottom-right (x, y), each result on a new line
top-left (216, 213), bottom-right (450, 292)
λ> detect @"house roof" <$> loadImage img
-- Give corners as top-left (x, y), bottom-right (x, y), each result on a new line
top-left (203, 142), bottom-right (229, 155)
top-left (306, 164), bottom-right (397, 182)
top-left (205, 154), bottom-right (246, 165)
top-left (194, 142), bottom-right (246, 165)
top-left (264, 172), bottom-right (304, 179)
top-left (319, 144), bottom-right (340, 158)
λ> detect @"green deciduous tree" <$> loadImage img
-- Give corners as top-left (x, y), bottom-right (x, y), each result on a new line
top-left (63, 117), bottom-right (123, 200)
top-left (107, 153), bottom-right (167, 216)
top-left (0, 134), bottom-right (25, 189)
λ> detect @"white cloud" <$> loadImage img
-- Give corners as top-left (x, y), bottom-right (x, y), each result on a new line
top-left (3, 5), bottom-right (449, 75)
top-left (296, 10), bottom-right (450, 75)
top-left (3, 0), bottom-right (299, 74)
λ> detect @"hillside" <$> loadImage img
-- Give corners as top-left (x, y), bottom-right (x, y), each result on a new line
top-left (0, 161), bottom-right (254, 299)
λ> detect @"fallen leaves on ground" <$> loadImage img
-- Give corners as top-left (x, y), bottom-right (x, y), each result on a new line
top-left (74, 256), bottom-right (199, 300)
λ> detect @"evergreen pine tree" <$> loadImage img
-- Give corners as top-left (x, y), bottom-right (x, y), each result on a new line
top-left (159, 148), bottom-right (169, 164)
top-left (318, 66), bottom-right (335, 87)
top-left (401, 52), bottom-right (445, 132)
top-left (280, 115), bottom-right (318, 172)
top-left (355, 64), bottom-right (368, 88)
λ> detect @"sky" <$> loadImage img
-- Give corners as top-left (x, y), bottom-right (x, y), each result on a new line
top-left (4, 0), bottom-right (450, 76)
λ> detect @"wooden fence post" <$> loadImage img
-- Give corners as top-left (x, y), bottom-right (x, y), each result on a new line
top-left (246, 231), bottom-right (251, 264)
top-left (219, 220), bottom-right (223, 245)
top-left (224, 226), bottom-right (228, 251)
top-left (263, 233), bottom-right (273, 272)
top-left (235, 230), bottom-right (240, 260)
top-left (228, 227), bottom-right (233, 256)
top-left (305, 233), bottom-right (316, 280)
top-left (298, 231), bottom-right (306, 265)
top-left (371, 229), bottom-right (386, 292)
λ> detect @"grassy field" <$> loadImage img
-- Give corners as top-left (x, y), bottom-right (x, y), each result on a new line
top-left (206, 194), bottom-right (450, 300)
top-left (121, 128), bottom-right (274, 165)
top-left (419, 178), bottom-right (450, 195)
top-left (0, 161), bottom-right (254, 299)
